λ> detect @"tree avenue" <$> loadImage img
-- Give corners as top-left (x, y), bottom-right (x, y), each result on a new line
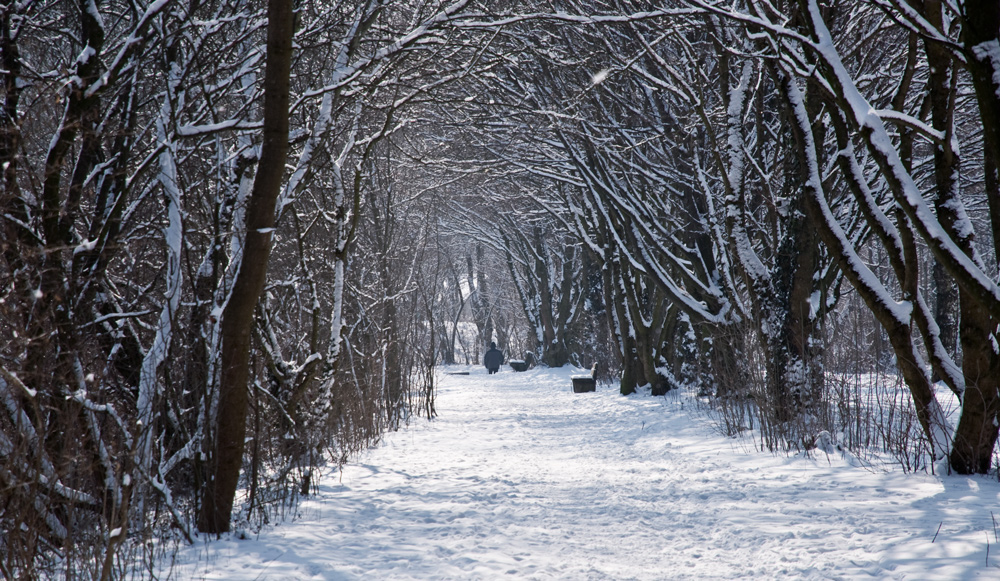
top-left (1, 0), bottom-right (999, 576)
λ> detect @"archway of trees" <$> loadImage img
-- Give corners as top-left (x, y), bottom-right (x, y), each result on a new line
top-left (3, 0), bottom-right (1000, 576)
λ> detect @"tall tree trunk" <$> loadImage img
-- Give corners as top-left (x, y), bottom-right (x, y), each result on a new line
top-left (621, 262), bottom-right (665, 395)
top-left (922, 0), bottom-right (961, 378)
top-left (951, 293), bottom-right (1000, 473)
top-left (961, 0), bottom-right (1000, 264)
top-left (951, 0), bottom-right (1000, 475)
top-left (0, 2), bottom-right (27, 268)
top-left (919, 0), bottom-right (1000, 475)
top-left (533, 227), bottom-right (560, 366)
top-left (468, 245), bottom-right (494, 351)
top-left (199, 0), bottom-right (294, 534)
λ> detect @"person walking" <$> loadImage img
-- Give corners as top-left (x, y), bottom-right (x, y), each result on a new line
top-left (483, 341), bottom-right (504, 374)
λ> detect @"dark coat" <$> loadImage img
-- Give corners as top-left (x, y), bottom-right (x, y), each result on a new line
top-left (483, 348), bottom-right (504, 370)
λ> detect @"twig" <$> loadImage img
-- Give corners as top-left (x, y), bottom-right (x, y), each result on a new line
top-left (932, 522), bottom-right (942, 543)
top-left (992, 511), bottom-right (998, 544)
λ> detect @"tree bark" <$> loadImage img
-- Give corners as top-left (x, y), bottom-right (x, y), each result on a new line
top-left (199, 0), bottom-right (294, 534)
top-left (919, 0), bottom-right (1000, 475)
top-left (961, 0), bottom-right (1000, 265)
top-left (920, 0), bottom-right (961, 377)
top-left (951, 0), bottom-right (1000, 474)
top-left (468, 245), bottom-right (495, 351)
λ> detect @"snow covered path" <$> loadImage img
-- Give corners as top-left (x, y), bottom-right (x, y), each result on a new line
top-left (173, 366), bottom-right (1000, 580)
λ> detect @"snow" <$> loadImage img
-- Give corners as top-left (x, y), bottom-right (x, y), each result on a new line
top-left (135, 102), bottom-right (184, 476)
top-left (166, 366), bottom-right (1000, 580)
top-left (73, 238), bottom-right (98, 255)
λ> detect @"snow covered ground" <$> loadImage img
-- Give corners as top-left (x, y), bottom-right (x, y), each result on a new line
top-left (168, 366), bottom-right (1000, 580)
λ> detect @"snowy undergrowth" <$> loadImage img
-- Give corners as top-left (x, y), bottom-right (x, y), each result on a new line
top-left (707, 371), bottom-right (967, 474)
top-left (165, 365), bottom-right (1000, 580)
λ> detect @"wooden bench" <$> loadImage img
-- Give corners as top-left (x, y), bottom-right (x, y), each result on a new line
top-left (571, 363), bottom-right (598, 393)
top-left (571, 375), bottom-right (596, 393)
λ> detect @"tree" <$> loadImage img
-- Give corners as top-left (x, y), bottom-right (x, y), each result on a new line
top-left (199, 0), bottom-right (294, 534)
top-left (683, 0), bottom-right (998, 471)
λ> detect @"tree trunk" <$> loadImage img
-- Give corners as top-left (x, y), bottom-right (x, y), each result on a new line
top-left (950, 292), bottom-right (1000, 473)
top-left (199, 0), bottom-right (294, 534)
top-left (922, 0), bottom-right (961, 374)
top-left (952, 0), bottom-right (1000, 474)
top-left (961, 0), bottom-right (1000, 264)
top-left (923, 0), bottom-right (1000, 474)
top-left (468, 245), bottom-right (494, 350)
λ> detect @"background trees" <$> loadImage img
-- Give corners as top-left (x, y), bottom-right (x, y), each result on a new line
top-left (437, 0), bottom-right (999, 469)
top-left (0, 0), bottom-right (475, 574)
